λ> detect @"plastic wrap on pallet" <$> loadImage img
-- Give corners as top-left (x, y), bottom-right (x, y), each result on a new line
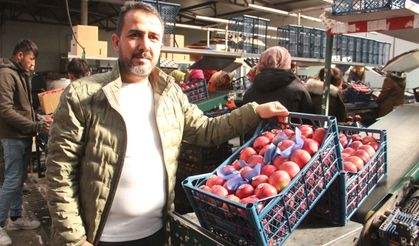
top-left (332, 0), bottom-right (418, 16)
top-left (312, 126), bottom-right (387, 225)
top-left (182, 113), bottom-right (342, 245)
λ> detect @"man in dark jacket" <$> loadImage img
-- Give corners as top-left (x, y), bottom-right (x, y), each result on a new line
top-left (0, 39), bottom-right (41, 246)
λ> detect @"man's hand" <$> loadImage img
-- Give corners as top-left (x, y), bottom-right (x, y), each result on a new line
top-left (255, 102), bottom-right (289, 123)
top-left (81, 241), bottom-right (93, 246)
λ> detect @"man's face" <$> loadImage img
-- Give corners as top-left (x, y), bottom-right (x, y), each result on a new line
top-left (16, 51), bottom-right (36, 72)
top-left (112, 10), bottom-right (163, 81)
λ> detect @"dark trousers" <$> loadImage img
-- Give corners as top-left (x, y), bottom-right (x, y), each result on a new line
top-left (98, 228), bottom-right (165, 246)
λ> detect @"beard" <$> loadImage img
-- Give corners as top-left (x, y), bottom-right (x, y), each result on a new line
top-left (119, 50), bottom-right (154, 78)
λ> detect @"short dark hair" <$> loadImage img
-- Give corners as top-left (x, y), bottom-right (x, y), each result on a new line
top-left (12, 39), bottom-right (39, 58)
top-left (67, 58), bottom-right (90, 79)
top-left (319, 67), bottom-right (343, 87)
top-left (116, 1), bottom-right (164, 36)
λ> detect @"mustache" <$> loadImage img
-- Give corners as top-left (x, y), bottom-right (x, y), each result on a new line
top-left (132, 51), bottom-right (151, 59)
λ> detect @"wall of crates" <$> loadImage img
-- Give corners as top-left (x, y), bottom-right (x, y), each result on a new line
top-left (277, 25), bottom-right (391, 65)
top-left (332, 0), bottom-right (419, 16)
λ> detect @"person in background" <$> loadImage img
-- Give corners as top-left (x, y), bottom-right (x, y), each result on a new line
top-left (305, 67), bottom-right (347, 122)
top-left (168, 69), bottom-right (185, 83)
top-left (243, 46), bottom-right (313, 113)
top-left (347, 65), bottom-right (366, 83)
top-left (376, 71), bottom-right (406, 117)
top-left (67, 58), bottom-right (91, 81)
top-left (0, 39), bottom-right (41, 246)
top-left (207, 70), bottom-right (235, 92)
top-left (45, 2), bottom-right (289, 246)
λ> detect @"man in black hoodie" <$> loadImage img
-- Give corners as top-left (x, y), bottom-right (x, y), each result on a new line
top-left (0, 39), bottom-right (41, 246)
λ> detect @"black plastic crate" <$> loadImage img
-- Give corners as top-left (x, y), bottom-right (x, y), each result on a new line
top-left (229, 15), bottom-right (270, 54)
top-left (178, 141), bottom-right (233, 165)
top-left (312, 126), bottom-right (387, 225)
top-left (144, 0), bottom-right (180, 46)
top-left (182, 113), bottom-right (342, 245)
top-left (332, 0), bottom-right (418, 16)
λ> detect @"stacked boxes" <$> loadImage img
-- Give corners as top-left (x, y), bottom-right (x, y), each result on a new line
top-left (68, 25), bottom-right (107, 58)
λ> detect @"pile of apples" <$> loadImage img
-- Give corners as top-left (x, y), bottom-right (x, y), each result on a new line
top-left (199, 124), bottom-right (329, 206)
top-left (339, 132), bottom-right (380, 174)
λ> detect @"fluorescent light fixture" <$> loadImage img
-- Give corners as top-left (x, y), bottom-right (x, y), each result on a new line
top-left (248, 4), bottom-right (322, 23)
top-left (195, 15), bottom-right (232, 24)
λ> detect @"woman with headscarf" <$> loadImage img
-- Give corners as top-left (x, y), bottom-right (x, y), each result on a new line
top-left (376, 71), bottom-right (406, 117)
top-left (305, 67), bottom-right (347, 122)
top-left (243, 46), bottom-right (313, 113)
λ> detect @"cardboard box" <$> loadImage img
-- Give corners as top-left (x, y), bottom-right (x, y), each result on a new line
top-left (38, 88), bottom-right (64, 115)
top-left (69, 40), bottom-right (108, 58)
top-left (72, 25), bottom-right (98, 42)
top-left (164, 34), bottom-right (185, 48)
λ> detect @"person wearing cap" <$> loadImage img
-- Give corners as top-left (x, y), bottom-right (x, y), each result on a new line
top-left (45, 2), bottom-right (290, 246)
top-left (376, 70), bottom-right (406, 117)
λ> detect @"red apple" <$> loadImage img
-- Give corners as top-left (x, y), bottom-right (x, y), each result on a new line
top-left (232, 159), bottom-right (241, 170)
top-left (362, 135), bottom-right (377, 145)
top-left (312, 128), bottom-right (327, 145)
top-left (277, 161), bottom-right (300, 179)
top-left (339, 133), bottom-right (348, 147)
top-left (369, 141), bottom-right (379, 151)
top-left (235, 184), bottom-right (255, 199)
top-left (240, 166), bottom-right (253, 179)
top-left (210, 185), bottom-right (228, 197)
top-left (253, 136), bottom-right (271, 152)
top-left (268, 171), bottom-right (291, 192)
top-left (342, 147), bottom-right (355, 156)
top-left (351, 134), bottom-right (362, 142)
top-left (262, 131), bottom-right (276, 141)
top-left (350, 140), bottom-right (363, 150)
top-left (302, 138), bottom-right (319, 155)
top-left (247, 154), bottom-right (264, 167)
top-left (261, 165), bottom-right (277, 177)
top-left (354, 149), bottom-right (370, 164)
top-left (206, 175), bottom-right (224, 188)
top-left (342, 152), bottom-right (350, 159)
top-left (298, 125), bottom-right (314, 138)
top-left (277, 139), bottom-right (295, 151)
top-left (240, 195), bottom-right (259, 205)
top-left (259, 145), bottom-right (270, 156)
top-left (239, 147), bottom-right (257, 162)
top-left (272, 156), bottom-right (288, 169)
top-left (251, 174), bottom-right (269, 188)
top-left (344, 156), bottom-right (364, 171)
top-left (255, 183), bottom-right (278, 199)
top-left (358, 144), bottom-right (376, 158)
top-left (199, 185), bottom-right (211, 192)
top-left (283, 129), bottom-right (295, 138)
top-left (344, 161), bottom-right (358, 173)
top-left (226, 194), bottom-right (240, 203)
top-left (290, 149), bottom-right (312, 168)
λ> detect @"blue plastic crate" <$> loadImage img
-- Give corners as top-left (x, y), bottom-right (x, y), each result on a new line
top-left (182, 78), bottom-right (209, 103)
top-left (229, 15), bottom-right (270, 54)
top-left (144, 0), bottom-right (180, 46)
top-left (277, 25), bottom-right (299, 57)
top-left (313, 126), bottom-right (387, 225)
top-left (353, 37), bottom-right (363, 62)
top-left (332, 0), bottom-right (417, 15)
top-left (182, 113), bottom-right (342, 245)
top-left (312, 28), bottom-right (325, 59)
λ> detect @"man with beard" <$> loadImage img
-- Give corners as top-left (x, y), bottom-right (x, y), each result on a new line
top-left (45, 2), bottom-right (289, 246)
top-left (0, 39), bottom-right (41, 246)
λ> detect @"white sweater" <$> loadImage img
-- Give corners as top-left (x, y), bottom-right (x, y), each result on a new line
top-left (100, 81), bottom-right (166, 242)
